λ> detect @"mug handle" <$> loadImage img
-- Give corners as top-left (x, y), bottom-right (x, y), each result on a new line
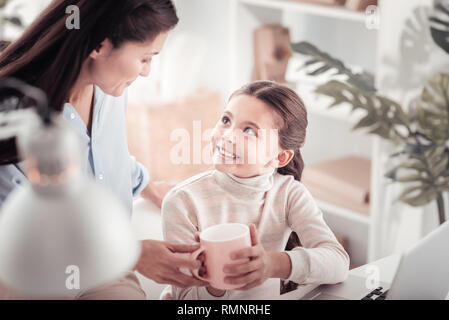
top-left (190, 246), bottom-right (209, 282)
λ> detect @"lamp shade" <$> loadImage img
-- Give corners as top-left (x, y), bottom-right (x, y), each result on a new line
top-left (0, 114), bottom-right (140, 297)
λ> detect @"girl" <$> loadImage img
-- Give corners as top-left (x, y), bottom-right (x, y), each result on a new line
top-left (161, 81), bottom-right (349, 299)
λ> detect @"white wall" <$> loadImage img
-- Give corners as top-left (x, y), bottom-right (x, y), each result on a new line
top-left (174, 0), bottom-right (232, 101)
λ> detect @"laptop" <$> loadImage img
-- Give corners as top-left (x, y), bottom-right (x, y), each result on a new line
top-left (302, 221), bottom-right (449, 300)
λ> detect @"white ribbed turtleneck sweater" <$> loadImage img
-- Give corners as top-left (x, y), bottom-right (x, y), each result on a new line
top-left (160, 169), bottom-right (349, 300)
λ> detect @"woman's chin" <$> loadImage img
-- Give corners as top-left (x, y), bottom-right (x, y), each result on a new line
top-left (101, 86), bottom-right (126, 97)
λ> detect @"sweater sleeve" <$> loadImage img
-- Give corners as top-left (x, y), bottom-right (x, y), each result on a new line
top-left (161, 189), bottom-right (228, 300)
top-left (283, 182), bottom-right (350, 285)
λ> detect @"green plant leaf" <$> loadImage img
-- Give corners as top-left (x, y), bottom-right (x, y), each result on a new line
top-left (291, 41), bottom-right (376, 93)
top-left (315, 80), bottom-right (407, 144)
top-left (353, 113), bottom-right (378, 130)
top-left (290, 38), bottom-right (449, 212)
top-left (417, 73), bottom-right (449, 143)
top-left (316, 80), bottom-right (369, 111)
top-left (291, 42), bottom-right (348, 73)
top-left (369, 124), bottom-right (396, 141)
top-left (392, 146), bottom-right (449, 202)
top-left (347, 72), bottom-right (376, 93)
top-left (378, 96), bottom-right (409, 125)
top-left (397, 184), bottom-right (438, 207)
top-left (0, 0), bottom-right (9, 9)
top-left (4, 16), bottom-right (23, 27)
top-left (430, 1), bottom-right (449, 54)
top-left (399, 159), bottom-right (428, 171)
top-left (394, 174), bottom-right (429, 183)
top-left (428, 146), bottom-right (449, 177)
top-left (385, 166), bottom-right (399, 180)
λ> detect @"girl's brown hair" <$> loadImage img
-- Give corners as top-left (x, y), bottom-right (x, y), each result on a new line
top-left (229, 80), bottom-right (308, 181)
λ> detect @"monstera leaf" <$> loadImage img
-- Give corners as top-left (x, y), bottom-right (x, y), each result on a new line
top-left (0, 0), bottom-right (9, 9)
top-left (417, 73), bottom-right (449, 143)
top-left (293, 37), bottom-right (449, 223)
top-left (0, 0), bottom-right (24, 29)
top-left (315, 80), bottom-right (408, 144)
top-left (3, 16), bottom-right (22, 27)
top-left (291, 41), bottom-right (376, 93)
top-left (394, 145), bottom-right (449, 206)
top-left (430, 0), bottom-right (449, 54)
top-left (315, 77), bottom-right (449, 208)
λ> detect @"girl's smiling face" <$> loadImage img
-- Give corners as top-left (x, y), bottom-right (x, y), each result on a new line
top-left (211, 94), bottom-right (291, 178)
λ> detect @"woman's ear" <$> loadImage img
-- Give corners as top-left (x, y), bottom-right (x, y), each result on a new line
top-left (277, 149), bottom-right (295, 168)
top-left (89, 38), bottom-right (113, 59)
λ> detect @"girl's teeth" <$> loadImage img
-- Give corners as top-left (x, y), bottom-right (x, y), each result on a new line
top-left (218, 147), bottom-right (236, 159)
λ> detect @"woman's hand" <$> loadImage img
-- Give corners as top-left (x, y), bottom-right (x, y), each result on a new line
top-left (223, 224), bottom-right (276, 291)
top-left (135, 239), bottom-right (209, 288)
top-left (141, 181), bottom-right (175, 208)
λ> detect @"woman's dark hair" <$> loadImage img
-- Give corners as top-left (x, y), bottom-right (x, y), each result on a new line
top-left (229, 80), bottom-right (308, 181)
top-left (0, 0), bottom-right (178, 164)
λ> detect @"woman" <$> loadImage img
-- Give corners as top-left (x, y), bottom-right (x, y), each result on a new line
top-left (0, 0), bottom-right (206, 299)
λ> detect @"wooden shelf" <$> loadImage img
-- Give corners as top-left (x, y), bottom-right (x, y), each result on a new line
top-left (238, 0), bottom-right (368, 24)
top-left (317, 199), bottom-right (370, 225)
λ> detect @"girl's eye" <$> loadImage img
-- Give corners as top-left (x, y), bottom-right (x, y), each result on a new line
top-left (244, 127), bottom-right (257, 136)
top-left (222, 116), bottom-right (230, 125)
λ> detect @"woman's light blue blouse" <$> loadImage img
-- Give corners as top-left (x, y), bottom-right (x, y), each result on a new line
top-left (0, 85), bottom-right (149, 214)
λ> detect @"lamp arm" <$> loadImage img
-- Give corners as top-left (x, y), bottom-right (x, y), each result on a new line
top-left (0, 108), bottom-right (40, 140)
top-left (0, 77), bottom-right (50, 124)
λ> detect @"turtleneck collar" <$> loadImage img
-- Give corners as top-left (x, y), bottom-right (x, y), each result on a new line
top-left (213, 169), bottom-right (275, 197)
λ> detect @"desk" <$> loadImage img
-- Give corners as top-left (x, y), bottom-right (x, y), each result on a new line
top-left (283, 251), bottom-right (449, 300)
top-left (132, 198), bottom-right (401, 300)
top-left (132, 198), bottom-right (448, 300)
top-left (279, 254), bottom-right (401, 300)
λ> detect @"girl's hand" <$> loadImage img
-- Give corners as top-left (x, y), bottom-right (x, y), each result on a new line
top-left (223, 224), bottom-right (274, 291)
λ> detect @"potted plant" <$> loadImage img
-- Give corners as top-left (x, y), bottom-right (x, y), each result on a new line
top-left (290, 1), bottom-right (449, 225)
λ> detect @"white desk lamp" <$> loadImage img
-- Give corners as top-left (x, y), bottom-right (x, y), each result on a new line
top-left (0, 78), bottom-right (140, 297)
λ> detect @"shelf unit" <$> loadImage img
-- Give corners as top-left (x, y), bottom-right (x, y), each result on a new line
top-left (316, 199), bottom-right (370, 225)
top-left (238, 0), bottom-right (367, 22)
top-left (230, 0), bottom-right (379, 266)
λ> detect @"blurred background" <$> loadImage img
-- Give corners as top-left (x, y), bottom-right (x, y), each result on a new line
top-left (1, 0), bottom-right (448, 272)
